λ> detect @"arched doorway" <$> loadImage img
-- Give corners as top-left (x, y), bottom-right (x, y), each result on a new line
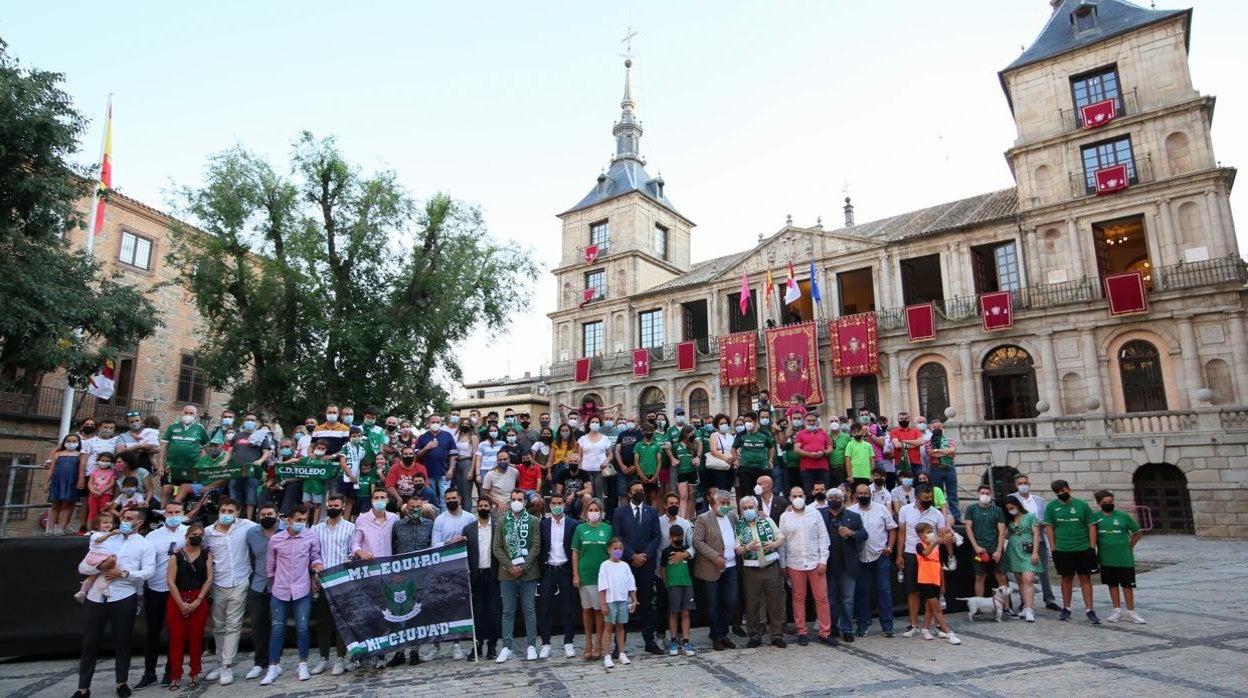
top-left (688, 388), bottom-right (710, 420)
top-left (916, 362), bottom-right (950, 421)
top-left (1133, 463), bottom-right (1193, 534)
top-left (638, 387), bottom-right (666, 417)
top-left (1119, 340), bottom-right (1167, 412)
top-left (982, 346), bottom-right (1039, 421)
top-left (980, 465), bottom-right (1020, 501)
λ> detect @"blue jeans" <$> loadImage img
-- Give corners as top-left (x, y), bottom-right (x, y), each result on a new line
top-left (826, 568), bottom-right (857, 634)
top-left (499, 578), bottom-right (537, 650)
top-left (854, 556), bottom-right (894, 633)
top-left (703, 567), bottom-right (739, 640)
top-left (269, 594), bottom-right (312, 664)
top-left (929, 465), bottom-right (961, 521)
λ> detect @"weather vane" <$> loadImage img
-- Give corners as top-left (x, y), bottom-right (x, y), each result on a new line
top-left (621, 26), bottom-right (638, 60)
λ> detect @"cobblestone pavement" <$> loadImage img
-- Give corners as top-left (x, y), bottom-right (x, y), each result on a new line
top-left (8, 536), bottom-right (1248, 697)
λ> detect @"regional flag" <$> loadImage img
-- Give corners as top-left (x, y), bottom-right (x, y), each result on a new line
top-left (739, 273), bottom-right (751, 316)
top-left (809, 260), bottom-right (822, 303)
top-left (87, 358), bottom-right (116, 400)
top-left (785, 261), bottom-right (800, 305)
top-left (93, 98), bottom-right (113, 236)
top-left (633, 348), bottom-right (650, 377)
top-left (585, 244), bottom-right (599, 264)
top-left (764, 267), bottom-right (775, 309)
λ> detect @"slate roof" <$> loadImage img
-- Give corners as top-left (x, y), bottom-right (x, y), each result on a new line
top-left (637, 251), bottom-right (753, 297)
top-left (561, 158), bottom-right (682, 219)
top-left (1004, 0), bottom-right (1191, 73)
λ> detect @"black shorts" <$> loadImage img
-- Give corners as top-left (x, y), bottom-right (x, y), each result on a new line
top-left (903, 552), bottom-right (921, 593)
top-left (1052, 548), bottom-right (1098, 577)
top-left (1100, 565), bottom-right (1136, 588)
top-left (917, 583), bottom-right (941, 600)
top-left (642, 481), bottom-right (661, 496)
top-left (677, 471), bottom-right (698, 485)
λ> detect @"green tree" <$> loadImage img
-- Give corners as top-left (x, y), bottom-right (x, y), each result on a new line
top-left (168, 133), bottom-right (538, 425)
top-left (0, 40), bottom-right (160, 389)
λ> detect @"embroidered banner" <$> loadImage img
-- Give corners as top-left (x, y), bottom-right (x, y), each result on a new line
top-left (829, 313), bottom-right (879, 378)
top-left (585, 244), bottom-right (599, 264)
top-left (320, 543), bottom-right (474, 657)
top-left (574, 357), bottom-right (591, 384)
top-left (633, 348), bottom-right (650, 377)
top-left (1104, 271), bottom-right (1148, 316)
top-left (718, 331), bottom-right (757, 387)
top-left (1080, 98), bottom-right (1117, 129)
top-left (766, 322), bottom-right (823, 406)
top-left (905, 303), bottom-right (936, 342)
top-left (275, 458), bottom-right (338, 481)
top-left (980, 291), bottom-right (1014, 331)
top-left (677, 341), bottom-right (697, 372)
top-left (1094, 164), bottom-right (1129, 195)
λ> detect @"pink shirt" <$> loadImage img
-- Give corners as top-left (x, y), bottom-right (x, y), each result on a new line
top-left (89, 468), bottom-right (116, 495)
top-left (265, 528), bottom-right (322, 601)
top-left (352, 510), bottom-right (398, 557)
top-left (793, 428), bottom-right (831, 471)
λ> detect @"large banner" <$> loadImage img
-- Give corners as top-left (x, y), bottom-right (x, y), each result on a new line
top-left (765, 322), bottom-right (823, 406)
top-left (719, 331), bottom-right (757, 387)
top-left (320, 542), bottom-right (474, 657)
top-left (275, 459), bottom-right (338, 481)
top-left (830, 313), bottom-right (879, 377)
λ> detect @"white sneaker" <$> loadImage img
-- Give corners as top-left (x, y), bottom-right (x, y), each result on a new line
top-left (921, 629), bottom-right (934, 640)
top-left (419, 644), bottom-right (438, 661)
top-left (206, 666), bottom-right (221, 682)
top-left (331, 659), bottom-right (345, 676)
top-left (952, 531), bottom-right (964, 547)
top-left (603, 654), bottom-right (615, 669)
top-left (539, 644), bottom-right (551, 659)
top-left (309, 659), bottom-right (327, 675)
top-left (619, 651), bottom-right (630, 665)
top-left (495, 647), bottom-right (513, 663)
top-left (1106, 608), bottom-right (1123, 623)
top-left (245, 665), bottom-right (264, 680)
top-left (1023, 608), bottom-right (1036, 622)
top-left (1127, 610), bottom-right (1146, 624)
top-left (944, 557), bottom-right (957, 572)
top-left (297, 662), bottom-right (310, 681)
top-left (260, 666), bottom-right (281, 686)
top-left (452, 642), bottom-right (465, 661)
top-left (219, 666), bottom-right (234, 686)
top-left (526, 645), bottom-right (538, 661)
top-left (935, 629), bottom-right (949, 639)
top-left (902, 626), bottom-right (919, 638)
top-left (564, 643), bottom-right (577, 658)
top-left (946, 632), bottom-right (962, 645)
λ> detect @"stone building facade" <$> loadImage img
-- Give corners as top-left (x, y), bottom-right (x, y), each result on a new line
top-left (546, 0), bottom-right (1247, 538)
top-left (451, 372), bottom-right (552, 422)
top-left (0, 191), bottom-right (230, 533)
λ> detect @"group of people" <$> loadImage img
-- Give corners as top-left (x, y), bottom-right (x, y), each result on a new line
top-left (59, 395), bottom-right (1146, 697)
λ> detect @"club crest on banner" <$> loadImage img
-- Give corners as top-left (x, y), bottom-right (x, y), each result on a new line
top-left (382, 576), bottom-right (422, 623)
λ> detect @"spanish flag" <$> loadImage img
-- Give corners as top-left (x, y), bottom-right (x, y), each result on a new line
top-left (764, 267), bottom-right (775, 308)
top-left (92, 99), bottom-right (113, 236)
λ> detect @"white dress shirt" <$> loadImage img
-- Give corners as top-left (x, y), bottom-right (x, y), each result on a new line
top-left (476, 521), bottom-right (492, 569)
top-left (313, 518), bottom-right (356, 569)
top-left (78, 531), bottom-right (156, 602)
top-left (716, 515), bottom-right (738, 568)
top-left (204, 519), bottom-right (260, 588)
top-left (847, 502), bottom-right (897, 563)
top-left (145, 523), bottom-right (188, 592)
top-left (549, 516), bottom-right (568, 566)
top-left (779, 509), bottom-right (830, 571)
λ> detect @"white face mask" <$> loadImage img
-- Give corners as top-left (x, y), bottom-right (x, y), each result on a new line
top-left (753, 484), bottom-right (763, 496)
top-left (979, 494), bottom-right (992, 505)
top-left (567, 419), bottom-right (580, 428)
top-left (587, 511), bottom-right (601, 523)
top-left (429, 423), bottom-right (441, 432)
top-left (791, 497), bottom-right (805, 510)
top-left (180, 414), bottom-right (195, 426)
top-left (510, 500), bottom-right (525, 513)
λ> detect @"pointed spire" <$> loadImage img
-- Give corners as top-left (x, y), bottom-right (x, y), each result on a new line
top-left (612, 58), bottom-right (644, 164)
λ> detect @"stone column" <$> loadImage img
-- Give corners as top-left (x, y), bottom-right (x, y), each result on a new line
top-left (1066, 218), bottom-right (1087, 281)
top-left (1079, 327), bottom-right (1105, 409)
top-left (666, 377), bottom-right (677, 414)
top-left (1019, 228), bottom-right (1036, 289)
top-left (887, 351), bottom-right (902, 417)
top-left (1157, 197), bottom-right (1179, 266)
top-left (1227, 313), bottom-right (1248, 403)
top-left (1144, 209), bottom-right (1166, 277)
top-left (958, 343), bottom-right (979, 422)
top-left (1037, 330), bottom-right (1062, 417)
top-left (1175, 313), bottom-right (1202, 408)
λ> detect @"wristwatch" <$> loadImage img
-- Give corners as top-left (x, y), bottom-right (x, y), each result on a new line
top-left (122, 570), bottom-right (130, 579)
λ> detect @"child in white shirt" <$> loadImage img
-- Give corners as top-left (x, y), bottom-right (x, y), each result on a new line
top-left (597, 537), bottom-right (638, 669)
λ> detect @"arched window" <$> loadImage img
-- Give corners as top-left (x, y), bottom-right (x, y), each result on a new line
top-left (638, 387), bottom-right (666, 416)
top-left (688, 388), bottom-right (710, 419)
top-left (1204, 359), bottom-right (1233, 406)
top-left (851, 376), bottom-right (880, 417)
top-left (915, 362), bottom-right (950, 421)
top-left (981, 346), bottom-right (1038, 421)
top-left (1118, 340), bottom-right (1167, 413)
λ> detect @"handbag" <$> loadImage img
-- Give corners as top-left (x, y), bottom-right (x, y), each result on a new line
top-left (600, 462), bottom-right (617, 478)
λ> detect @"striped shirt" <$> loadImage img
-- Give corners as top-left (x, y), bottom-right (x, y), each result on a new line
top-left (311, 422), bottom-right (351, 456)
top-left (312, 519), bottom-right (355, 569)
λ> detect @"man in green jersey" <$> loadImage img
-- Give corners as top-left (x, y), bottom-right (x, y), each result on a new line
top-left (1093, 489), bottom-right (1144, 624)
top-left (1044, 479), bottom-right (1100, 624)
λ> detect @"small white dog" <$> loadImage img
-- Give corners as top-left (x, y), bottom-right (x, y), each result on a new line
top-left (957, 585), bottom-right (1012, 622)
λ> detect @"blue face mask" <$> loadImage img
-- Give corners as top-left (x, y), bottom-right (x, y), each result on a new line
top-left (290, 522), bottom-right (305, 534)
top-left (743, 509), bottom-right (758, 522)
top-left (165, 516), bottom-right (183, 528)
top-left (242, 420), bottom-right (257, 431)
top-left (901, 478), bottom-right (914, 487)
top-left (718, 424), bottom-right (730, 434)
top-left (373, 500), bottom-right (388, 511)
top-left (342, 414), bottom-right (354, 426)
top-left (218, 514), bottom-right (236, 526)
top-left (119, 522), bottom-right (134, 535)
top-left (806, 424), bottom-right (819, 432)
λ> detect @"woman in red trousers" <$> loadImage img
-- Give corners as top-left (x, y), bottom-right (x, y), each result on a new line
top-left (166, 522), bottom-right (214, 689)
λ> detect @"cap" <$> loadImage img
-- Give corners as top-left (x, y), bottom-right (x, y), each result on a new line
top-left (674, 407), bottom-right (686, 415)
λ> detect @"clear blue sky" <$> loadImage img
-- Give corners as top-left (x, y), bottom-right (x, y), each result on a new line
top-left (5, 1), bottom-right (1245, 387)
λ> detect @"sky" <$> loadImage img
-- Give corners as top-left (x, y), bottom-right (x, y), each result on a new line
top-left (5, 1), bottom-right (1246, 394)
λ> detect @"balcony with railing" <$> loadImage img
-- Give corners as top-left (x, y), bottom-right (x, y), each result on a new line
top-left (1070, 151), bottom-right (1154, 199)
top-left (1058, 88), bottom-right (1140, 133)
top-left (953, 406), bottom-right (1240, 443)
top-left (0, 387), bottom-right (157, 424)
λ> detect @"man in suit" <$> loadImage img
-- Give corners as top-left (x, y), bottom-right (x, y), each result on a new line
top-left (755, 475), bottom-right (789, 526)
top-left (612, 480), bottom-right (665, 655)
top-left (538, 493), bottom-right (580, 659)
top-left (492, 490), bottom-right (542, 663)
top-left (822, 488), bottom-right (868, 643)
top-left (464, 496), bottom-right (499, 660)
top-left (694, 490), bottom-right (740, 651)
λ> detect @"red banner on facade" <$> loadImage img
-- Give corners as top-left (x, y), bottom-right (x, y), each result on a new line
top-left (585, 244), bottom-right (599, 264)
top-left (1094, 164), bottom-right (1129, 195)
top-left (633, 348), bottom-right (650, 377)
top-left (574, 358), bottom-right (591, 384)
top-left (1080, 98), bottom-right (1117, 129)
top-left (579, 288), bottom-right (595, 308)
top-left (718, 331), bottom-right (757, 388)
top-left (905, 303), bottom-right (936, 342)
top-left (1104, 271), bottom-right (1148, 316)
top-left (766, 322), bottom-right (823, 406)
top-left (980, 291), bottom-right (1013, 330)
top-left (677, 341), bottom-right (697, 372)
top-left (829, 314), bottom-right (878, 378)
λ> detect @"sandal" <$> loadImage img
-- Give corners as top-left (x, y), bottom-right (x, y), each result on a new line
top-left (187, 676), bottom-right (199, 690)
top-left (582, 645), bottom-right (594, 661)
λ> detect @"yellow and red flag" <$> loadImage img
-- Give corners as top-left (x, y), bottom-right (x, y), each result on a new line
top-left (764, 267), bottom-right (775, 308)
top-left (92, 99), bottom-right (113, 236)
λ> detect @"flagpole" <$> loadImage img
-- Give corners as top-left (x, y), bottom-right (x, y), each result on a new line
top-left (57, 94), bottom-right (112, 440)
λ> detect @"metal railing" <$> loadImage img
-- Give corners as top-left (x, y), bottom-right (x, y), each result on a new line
top-left (1058, 88), bottom-right (1140, 132)
top-left (1, 461), bottom-right (44, 537)
top-left (1153, 255), bottom-right (1248, 291)
top-left (1069, 152), bottom-right (1154, 199)
top-left (0, 387), bottom-right (157, 424)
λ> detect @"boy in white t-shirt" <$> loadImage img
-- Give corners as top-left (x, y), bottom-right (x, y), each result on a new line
top-left (597, 537), bottom-right (638, 669)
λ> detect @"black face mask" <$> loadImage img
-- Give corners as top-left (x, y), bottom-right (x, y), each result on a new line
top-left (829, 500), bottom-right (843, 510)
top-left (326, 508), bottom-right (343, 518)
top-left (898, 420), bottom-right (909, 428)
top-left (541, 436), bottom-right (552, 444)
top-left (857, 495), bottom-right (871, 507)
top-left (1101, 503), bottom-right (1115, 513)
top-left (1057, 492), bottom-right (1071, 502)
top-left (446, 500), bottom-right (460, 511)
top-left (873, 478), bottom-right (884, 486)
top-left (401, 456), bottom-right (415, 465)
top-left (385, 424), bottom-right (397, 431)
top-left (81, 425), bottom-right (96, 435)
top-left (813, 491), bottom-right (827, 501)
top-left (540, 420), bottom-right (550, 428)
top-left (930, 430), bottom-right (942, 440)
top-left (260, 517), bottom-right (278, 530)
top-left (520, 421), bottom-right (530, 429)
top-left (853, 434), bottom-right (863, 440)
top-left (187, 536), bottom-right (203, 547)
top-left (631, 492), bottom-right (645, 505)
top-left (477, 508), bottom-right (491, 519)
top-left (918, 499), bottom-right (932, 509)
top-left (666, 504), bottom-right (679, 516)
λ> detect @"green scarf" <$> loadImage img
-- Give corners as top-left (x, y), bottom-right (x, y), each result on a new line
top-left (736, 515), bottom-right (779, 567)
top-left (503, 512), bottom-right (531, 561)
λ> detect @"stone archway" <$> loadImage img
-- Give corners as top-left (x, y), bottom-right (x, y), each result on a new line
top-left (1132, 463), bottom-right (1193, 534)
